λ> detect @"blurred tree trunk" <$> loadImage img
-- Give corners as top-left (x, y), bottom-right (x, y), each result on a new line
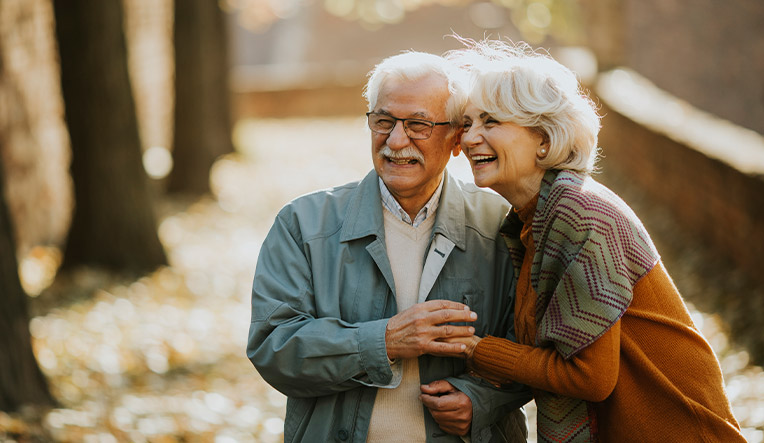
top-left (0, 157), bottom-right (54, 412)
top-left (168, 0), bottom-right (234, 194)
top-left (52, 0), bottom-right (167, 271)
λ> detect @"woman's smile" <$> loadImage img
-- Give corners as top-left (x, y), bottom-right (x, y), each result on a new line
top-left (469, 154), bottom-right (497, 166)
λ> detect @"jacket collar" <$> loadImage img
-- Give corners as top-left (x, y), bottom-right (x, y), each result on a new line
top-left (432, 172), bottom-right (466, 251)
top-left (340, 170), bottom-right (386, 242)
top-left (340, 169), bottom-right (466, 250)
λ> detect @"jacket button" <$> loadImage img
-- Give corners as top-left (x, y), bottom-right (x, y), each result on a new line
top-left (337, 429), bottom-right (349, 441)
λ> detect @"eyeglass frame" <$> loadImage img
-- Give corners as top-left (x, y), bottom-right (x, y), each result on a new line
top-left (365, 112), bottom-right (452, 140)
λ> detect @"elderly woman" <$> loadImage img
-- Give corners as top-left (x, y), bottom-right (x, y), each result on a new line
top-left (440, 40), bottom-right (745, 442)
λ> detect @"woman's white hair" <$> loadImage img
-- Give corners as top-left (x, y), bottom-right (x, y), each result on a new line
top-left (364, 51), bottom-right (467, 125)
top-left (447, 39), bottom-right (601, 174)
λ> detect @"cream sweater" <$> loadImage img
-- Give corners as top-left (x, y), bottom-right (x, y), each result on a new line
top-left (366, 209), bottom-right (436, 442)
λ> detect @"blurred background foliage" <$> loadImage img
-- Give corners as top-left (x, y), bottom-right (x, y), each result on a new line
top-left (227, 0), bottom-right (584, 44)
top-left (1, 0), bottom-right (763, 441)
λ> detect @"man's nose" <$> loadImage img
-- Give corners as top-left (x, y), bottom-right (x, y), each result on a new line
top-left (386, 120), bottom-right (410, 149)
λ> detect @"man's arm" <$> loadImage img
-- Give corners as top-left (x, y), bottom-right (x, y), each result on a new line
top-left (247, 214), bottom-right (393, 398)
top-left (247, 212), bottom-right (477, 398)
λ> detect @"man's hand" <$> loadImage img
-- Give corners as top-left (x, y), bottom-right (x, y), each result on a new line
top-left (385, 300), bottom-right (477, 360)
top-left (420, 380), bottom-right (473, 436)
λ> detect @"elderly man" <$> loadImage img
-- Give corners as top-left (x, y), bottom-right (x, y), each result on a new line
top-left (247, 51), bottom-right (530, 443)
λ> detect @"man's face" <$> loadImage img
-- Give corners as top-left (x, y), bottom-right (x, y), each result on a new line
top-left (371, 73), bottom-right (460, 205)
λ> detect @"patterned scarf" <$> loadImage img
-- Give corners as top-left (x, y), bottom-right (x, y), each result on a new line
top-left (501, 169), bottom-right (659, 442)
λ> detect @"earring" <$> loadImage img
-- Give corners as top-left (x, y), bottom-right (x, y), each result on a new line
top-left (540, 148), bottom-right (547, 155)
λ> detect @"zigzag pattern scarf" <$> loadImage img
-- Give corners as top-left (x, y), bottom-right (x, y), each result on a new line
top-left (502, 169), bottom-right (659, 442)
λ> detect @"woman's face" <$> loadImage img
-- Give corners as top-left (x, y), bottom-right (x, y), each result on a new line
top-left (461, 101), bottom-right (545, 201)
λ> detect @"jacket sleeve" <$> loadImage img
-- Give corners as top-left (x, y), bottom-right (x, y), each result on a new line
top-left (446, 374), bottom-right (533, 443)
top-left (247, 212), bottom-right (395, 398)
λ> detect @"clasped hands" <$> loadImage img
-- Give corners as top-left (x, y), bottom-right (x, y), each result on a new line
top-left (384, 299), bottom-right (481, 360)
top-left (384, 300), bottom-right (483, 436)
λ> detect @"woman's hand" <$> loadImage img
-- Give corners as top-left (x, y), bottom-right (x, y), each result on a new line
top-left (432, 335), bottom-right (482, 359)
top-left (435, 336), bottom-right (515, 387)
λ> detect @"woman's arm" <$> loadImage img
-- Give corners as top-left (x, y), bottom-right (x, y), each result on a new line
top-left (470, 321), bottom-right (621, 402)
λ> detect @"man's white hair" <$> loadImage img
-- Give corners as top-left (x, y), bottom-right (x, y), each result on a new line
top-left (446, 38), bottom-right (601, 174)
top-left (364, 51), bottom-right (467, 125)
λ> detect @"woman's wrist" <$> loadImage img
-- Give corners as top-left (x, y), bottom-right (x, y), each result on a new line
top-left (465, 336), bottom-right (481, 360)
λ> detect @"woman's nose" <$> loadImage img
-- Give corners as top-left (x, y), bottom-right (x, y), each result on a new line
top-left (461, 127), bottom-right (480, 148)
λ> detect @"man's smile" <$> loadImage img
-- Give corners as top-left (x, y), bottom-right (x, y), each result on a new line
top-left (387, 157), bottom-right (420, 165)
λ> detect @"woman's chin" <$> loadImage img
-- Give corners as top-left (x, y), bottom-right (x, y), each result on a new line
top-left (472, 174), bottom-right (493, 189)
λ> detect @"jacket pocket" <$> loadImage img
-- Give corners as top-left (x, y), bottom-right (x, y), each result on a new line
top-left (438, 278), bottom-right (484, 328)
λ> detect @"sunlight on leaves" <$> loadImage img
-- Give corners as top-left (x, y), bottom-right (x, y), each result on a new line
top-left (19, 246), bottom-right (61, 296)
top-left (226, 0), bottom-right (582, 43)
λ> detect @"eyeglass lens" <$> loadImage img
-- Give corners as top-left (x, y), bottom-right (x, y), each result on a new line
top-left (368, 114), bottom-right (434, 139)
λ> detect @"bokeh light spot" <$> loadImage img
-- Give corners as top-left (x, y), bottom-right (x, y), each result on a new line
top-left (324, 0), bottom-right (355, 16)
top-left (469, 2), bottom-right (507, 29)
top-left (526, 2), bottom-right (551, 29)
top-left (142, 146), bottom-right (173, 179)
top-left (375, 0), bottom-right (405, 24)
top-left (264, 417), bottom-right (284, 434)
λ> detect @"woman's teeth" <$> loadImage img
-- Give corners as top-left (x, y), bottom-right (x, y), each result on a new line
top-left (471, 155), bottom-right (496, 164)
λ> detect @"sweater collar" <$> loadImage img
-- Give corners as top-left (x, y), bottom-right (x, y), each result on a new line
top-left (514, 193), bottom-right (539, 226)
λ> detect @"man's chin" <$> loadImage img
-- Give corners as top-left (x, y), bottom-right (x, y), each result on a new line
top-left (378, 160), bottom-right (422, 175)
top-left (378, 172), bottom-right (422, 192)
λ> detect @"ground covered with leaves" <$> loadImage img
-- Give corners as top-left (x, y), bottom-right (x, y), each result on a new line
top-left (2, 118), bottom-right (763, 442)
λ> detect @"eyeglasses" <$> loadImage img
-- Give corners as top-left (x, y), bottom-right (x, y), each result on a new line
top-left (366, 112), bottom-right (451, 140)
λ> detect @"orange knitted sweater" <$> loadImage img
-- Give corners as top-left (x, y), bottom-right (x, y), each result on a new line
top-left (471, 196), bottom-right (744, 442)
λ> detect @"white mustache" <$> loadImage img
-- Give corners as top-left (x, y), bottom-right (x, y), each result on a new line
top-left (378, 145), bottom-right (425, 164)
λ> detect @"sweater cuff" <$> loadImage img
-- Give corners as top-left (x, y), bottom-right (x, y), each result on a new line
top-left (472, 336), bottom-right (524, 382)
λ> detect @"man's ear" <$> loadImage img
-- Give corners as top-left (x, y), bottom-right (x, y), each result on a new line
top-left (451, 126), bottom-right (464, 157)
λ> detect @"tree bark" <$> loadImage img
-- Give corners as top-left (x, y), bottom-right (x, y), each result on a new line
top-left (168, 0), bottom-right (234, 194)
top-left (52, 0), bottom-right (167, 271)
top-left (0, 156), bottom-right (54, 412)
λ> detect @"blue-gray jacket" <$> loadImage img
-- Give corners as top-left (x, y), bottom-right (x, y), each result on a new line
top-left (247, 170), bottom-right (531, 442)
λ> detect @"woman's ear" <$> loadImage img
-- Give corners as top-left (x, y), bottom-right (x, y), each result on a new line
top-left (538, 141), bottom-right (549, 158)
top-left (537, 132), bottom-right (551, 156)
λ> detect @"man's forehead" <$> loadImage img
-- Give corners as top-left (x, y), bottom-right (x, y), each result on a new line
top-left (374, 76), bottom-right (450, 118)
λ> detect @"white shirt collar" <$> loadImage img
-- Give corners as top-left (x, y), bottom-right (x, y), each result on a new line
top-left (378, 176), bottom-right (444, 227)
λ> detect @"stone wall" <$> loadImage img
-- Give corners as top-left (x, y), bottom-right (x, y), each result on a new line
top-left (582, 0), bottom-right (764, 135)
top-left (595, 68), bottom-right (764, 282)
top-left (596, 103), bottom-right (764, 362)
top-left (594, 68), bottom-right (764, 362)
